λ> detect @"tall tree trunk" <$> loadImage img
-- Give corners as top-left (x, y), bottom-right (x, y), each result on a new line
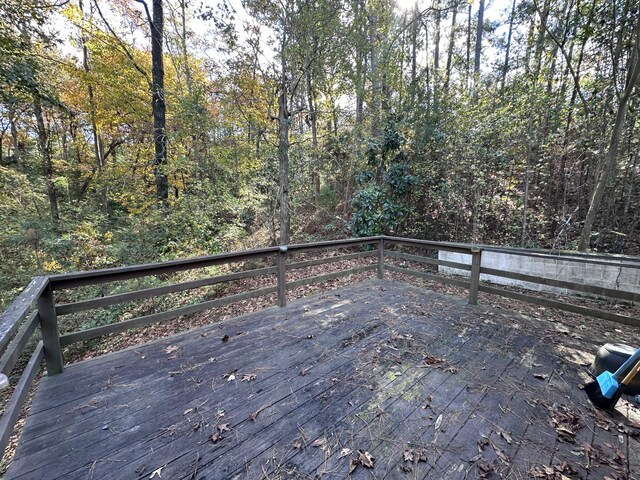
top-left (369, 11), bottom-right (381, 138)
top-left (278, 85), bottom-right (291, 245)
top-left (79, 0), bottom-right (108, 215)
top-left (500, 0), bottom-right (517, 93)
top-left (578, 23), bottom-right (640, 250)
top-left (149, 0), bottom-right (169, 207)
top-left (8, 101), bottom-right (23, 171)
top-left (465, 2), bottom-right (471, 90)
top-left (34, 95), bottom-right (60, 227)
top-left (473, 0), bottom-right (485, 85)
top-left (444, 5), bottom-right (457, 91)
top-left (306, 69), bottom-right (320, 206)
top-left (433, 1), bottom-right (441, 78)
top-left (410, 4), bottom-right (418, 97)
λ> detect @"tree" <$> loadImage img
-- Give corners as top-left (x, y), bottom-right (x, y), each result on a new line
top-left (578, 20), bottom-right (640, 251)
top-left (136, 0), bottom-right (169, 207)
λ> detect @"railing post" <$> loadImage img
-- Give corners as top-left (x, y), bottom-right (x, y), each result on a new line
top-left (377, 237), bottom-right (384, 279)
top-left (468, 247), bottom-right (482, 305)
top-left (37, 282), bottom-right (64, 375)
top-left (277, 246), bottom-right (287, 307)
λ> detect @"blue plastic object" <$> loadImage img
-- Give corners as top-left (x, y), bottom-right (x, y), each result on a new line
top-left (597, 371), bottom-right (619, 399)
top-left (613, 347), bottom-right (640, 380)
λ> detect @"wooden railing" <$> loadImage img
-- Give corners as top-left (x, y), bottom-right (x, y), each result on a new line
top-left (0, 235), bottom-right (638, 458)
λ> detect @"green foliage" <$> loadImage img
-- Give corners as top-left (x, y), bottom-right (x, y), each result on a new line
top-left (351, 119), bottom-right (417, 237)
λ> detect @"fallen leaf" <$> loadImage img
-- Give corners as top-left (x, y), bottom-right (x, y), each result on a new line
top-left (149, 467), bottom-right (163, 479)
top-left (498, 430), bottom-right (513, 445)
top-left (241, 373), bottom-right (256, 382)
top-left (222, 335), bottom-right (229, 342)
top-left (217, 423), bottom-right (230, 433)
top-left (227, 374), bottom-right (236, 382)
top-left (434, 414), bottom-right (443, 431)
top-left (348, 458), bottom-right (358, 474)
top-left (338, 448), bottom-right (352, 458)
top-left (533, 373), bottom-right (548, 380)
top-left (403, 450), bottom-right (414, 462)
top-left (358, 449), bottom-right (375, 468)
top-left (183, 408), bottom-right (193, 415)
top-left (165, 345), bottom-right (179, 354)
top-left (491, 442), bottom-right (509, 465)
top-left (312, 438), bottom-right (327, 449)
top-left (210, 432), bottom-right (224, 444)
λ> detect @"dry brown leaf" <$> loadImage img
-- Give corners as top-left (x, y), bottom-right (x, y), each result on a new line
top-left (358, 449), bottom-right (375, 469)
top-left (348, 458), bottom-right (358, 474)
top-left (312, 438), bottom-right (326, 448)
top-left (498, 430), bottom-right (513, 445)
top-left (491, 442), bottom-right (509, 465)
top-left (217, 423), bottom-right (230, 433)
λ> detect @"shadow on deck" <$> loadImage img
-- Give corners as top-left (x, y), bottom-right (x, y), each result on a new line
top-left (6, 279), bottom-right (639, 479)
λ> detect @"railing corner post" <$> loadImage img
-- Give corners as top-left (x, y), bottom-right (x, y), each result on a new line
top-left (468, 247), bottom-right (482, 305)
top-left (37, 281), bottom-right (64, 375)
top-left (377, 237), bottom-right (385, 279)
top-left (277, 246), bottom-right (288, 307)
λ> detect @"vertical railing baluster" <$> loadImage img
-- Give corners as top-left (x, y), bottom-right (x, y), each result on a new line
top-left (377, 237), bottom-right (385, 279)
top-left (468, 248), bottom-right (482, 305)
top-left (37, 281), bottom-right (64, 374)
top-left (277, 246), bottom-right (287, 307)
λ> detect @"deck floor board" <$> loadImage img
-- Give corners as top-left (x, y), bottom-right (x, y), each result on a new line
top-left (6, 279), bottom-right (637, 480)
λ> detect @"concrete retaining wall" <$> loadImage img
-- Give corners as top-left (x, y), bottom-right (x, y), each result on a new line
top-left (438, 250), bottom-right (640, 299)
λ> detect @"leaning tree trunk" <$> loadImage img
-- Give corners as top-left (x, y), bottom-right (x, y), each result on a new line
top-left (578, 23), bottom-right (640, 251)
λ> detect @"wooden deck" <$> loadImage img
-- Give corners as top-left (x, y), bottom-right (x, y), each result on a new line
top-left (6, 279), bottom-right (639, 479)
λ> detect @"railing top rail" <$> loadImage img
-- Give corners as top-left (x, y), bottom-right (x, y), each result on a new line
top-left (0, 277), bottom-right (48, 355)
top-left (48, 237), bottom-right (384, 290)
top-left (48, 246), bottom-right (280, 290)
top-left (382, 235), bottom-right (477, 254)
top-left (286, 236), bottom-right (380, 252)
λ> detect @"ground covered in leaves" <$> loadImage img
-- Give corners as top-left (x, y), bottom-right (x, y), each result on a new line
top-left (5, 278), bottom-right (640, 479)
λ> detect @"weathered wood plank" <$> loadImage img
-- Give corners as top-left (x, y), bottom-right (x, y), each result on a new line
top-left (59, 286), bottom-right (277, 345)
top-left (286, 264), bottom-right (376, 289)
top-left (0, 277), bottom-right (47, 355)
top-left (385, 265), bottom-right (471, 288)
top-left (55, 266), bottom-right (276, 316)
top-left (0, 342), bottom-right (43, 456)
top-left (382, 235), bottom-right (475, 254)
top-left (48, 248), bottom-right (278, 290)
top-left (286, 237), bottom-right (380, 253)
top-left (385, 250), bottom-right (472, 271)
top-left (20, 306), bottom-right (387, 456)
top-left (480, 266), bottom-right (640, 303)
top-left (286, 251), bottom-right (376, 270)
top-left (0, 311), bottom-right (39, 376)
top-left (12, 302), bottom-right (398, 478)
top-left (479, 284), bottom-right (640, 327)
top-left (26, 292), bottom-right (362, 420)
